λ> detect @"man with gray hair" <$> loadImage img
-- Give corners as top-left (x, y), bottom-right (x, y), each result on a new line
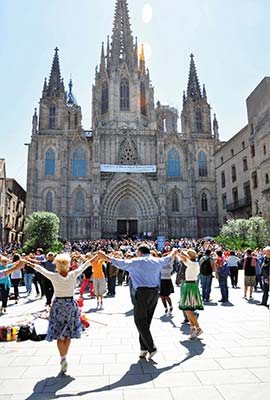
top-left (98, 245), bottom-right (178, 360)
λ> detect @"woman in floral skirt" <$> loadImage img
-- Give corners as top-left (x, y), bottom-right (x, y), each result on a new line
top-left (26, 252), bottom-right (98, 375)
top-left (178, 249), bottom-right (204, 339)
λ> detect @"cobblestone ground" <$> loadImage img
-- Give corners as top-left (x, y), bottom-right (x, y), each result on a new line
top-left (0, 271), bottom-right (269, 400)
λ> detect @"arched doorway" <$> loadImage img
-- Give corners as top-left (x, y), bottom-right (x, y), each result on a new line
top-left (101, 176), bottom-right (158, 238)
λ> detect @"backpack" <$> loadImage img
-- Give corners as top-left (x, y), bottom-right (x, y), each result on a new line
top-left (200, 257), bottom-right (212, 276)
top-left (219, 261), bottom-right (230, 277)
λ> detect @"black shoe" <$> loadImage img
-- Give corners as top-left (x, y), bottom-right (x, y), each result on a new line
top-left (257, 303), bottom-right (267, 306)
top-left (218, 299), bottom-right (224, 302)
top-left (181, 319), bottom-right (189, 324)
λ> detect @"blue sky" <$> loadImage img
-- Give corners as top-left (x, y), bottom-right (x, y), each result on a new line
top-left (1, 0), bottom-right (270, 189)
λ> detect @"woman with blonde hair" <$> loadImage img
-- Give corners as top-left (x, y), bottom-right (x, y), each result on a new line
top-left (26, 252), bottom-right (98, 375)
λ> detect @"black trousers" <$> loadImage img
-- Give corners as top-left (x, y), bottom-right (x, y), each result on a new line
top-left (42, 277), bottom-right (54, 306)
top-left (33, 272), bottom-right (44, 296)
top-left (134, 287), bottom-right (159, 353)
top-left (262, 282), bottom-right (269, 306)
top-left (229, 267), bottom-right (238, 287)
top-left (11, 278), bottom-right (21, 300)
top-left (0, 284), bottom-right (10, 308)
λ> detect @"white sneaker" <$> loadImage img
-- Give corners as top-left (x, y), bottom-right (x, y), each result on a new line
top-left (139, 350), bottom-right (148, 359)
top-left (195, 328), bottom-right (203, 338)
top-left (60, 359), bottom-right (68, 374)
top-left (189, 327), bottom-right (197, 339)
top-left (148, 350), bottom-right (157, 360)
top-left (100, 304), bottom-right (104, 310)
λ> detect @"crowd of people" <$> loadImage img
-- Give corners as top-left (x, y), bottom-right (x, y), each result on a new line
top-left (0, 237), bottom-right (269, 375)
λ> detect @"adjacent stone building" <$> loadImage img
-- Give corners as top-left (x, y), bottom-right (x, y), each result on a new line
top-left (216, 77), bottom-right (270, 226)
top-left (0, 159), bottom-right (6, 244)
top-left (26, 0), bottom-right (220, 240)
top-left (0, 159), bottom-right (26, 245)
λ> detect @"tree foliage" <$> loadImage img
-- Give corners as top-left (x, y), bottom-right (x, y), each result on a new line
top-left (216, 217), bottom-right (269, 250)
top-left (22, 212), bottom-right (63, 253)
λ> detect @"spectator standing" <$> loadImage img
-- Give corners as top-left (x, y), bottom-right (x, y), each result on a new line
top-left (0, 256), bottom-right (12, 313)
top-left (243, 249), bottom-right (257, 300)
top-left (10, 254), bottom-right (22, 303)
top-left (216, 250), bottom-right (230, 303)
top-left (199, 249), bottom-right (214, 302)
top-left (258, 246), bottom-right (270, 308)
top-left (227, 251), bottom-right (240, 288)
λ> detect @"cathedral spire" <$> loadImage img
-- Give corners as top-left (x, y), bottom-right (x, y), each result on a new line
top-left (67, 78), bottom-right (77, 106)
top-left (111, 0), bottom-right (134, 68)
top-left (213, 113), bottom-right (219, 140)
top-left (47, 47), bottom-right (65, 97)
top-left (203, 84), bottom-right (207, 101)
top-left (100, 41), bottom-right (106, 73)
top-left (187, 53), bottom-right (202, 101)
top-left (106, 35), bottom-right (110, 69)
top-left (139, 44), bottom-right (145, 75)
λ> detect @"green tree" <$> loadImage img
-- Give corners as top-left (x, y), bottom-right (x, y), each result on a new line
top-left (247, 217), bottom-right (269, 248)
top-left (217, 217), bottom-right (269, 250)
top-left (22, 211), bottom-right (63, 253)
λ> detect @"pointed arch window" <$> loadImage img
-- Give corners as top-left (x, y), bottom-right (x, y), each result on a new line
top-left (140, 82), bottom-right (146, 115)
top-left (172, 191), bottom-right (179, 212)
top-left (72, 148), bottom-right (86, 177)
top-left (266, 173), bottom-right (269, 185)
top-left (198, 151), bottom-right (207, 177)
top-left (101, 82), bottom-right (109, 114)
top-left (49, 106), bottom-right (56, 129)
top-left (167, 148), bottom-right (181, 178)
top-left (120, 78), bottom-right (130, 111)
top-left (45, 191), bottom-right (53, 212)
top-left (201, 192), bottom-right (208, 212)
top-left (45, 148), bottom-right (55, 176)
top-left (75, 191), bottom-right (85, 212)
top-left (196, 107), bottom-right (202, 131)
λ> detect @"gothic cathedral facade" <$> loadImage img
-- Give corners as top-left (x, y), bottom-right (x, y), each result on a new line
top-left (26, 0), bottom-right (220, 240)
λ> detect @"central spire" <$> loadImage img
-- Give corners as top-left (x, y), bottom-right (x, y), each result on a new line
top-left (46, 47), bottom-right (65, 98)
top-left (187, 54), bottom-right (202, 101)
top-left (111, 0), bottom-right (134, 68)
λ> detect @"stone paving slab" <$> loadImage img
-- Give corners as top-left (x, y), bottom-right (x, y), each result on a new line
top-left (0, 276), bottom-right (269, 399)
top-left (170, 385), bottom-right (224, 400)
top-left (216, 382), bottom-right (270, 400)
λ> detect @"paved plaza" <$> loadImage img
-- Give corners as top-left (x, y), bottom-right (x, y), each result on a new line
top-left (0, 272), bottom-right (269, 400)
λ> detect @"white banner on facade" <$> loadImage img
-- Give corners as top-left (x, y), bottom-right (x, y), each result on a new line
top-left (100, 164), bottom-right (157, 173)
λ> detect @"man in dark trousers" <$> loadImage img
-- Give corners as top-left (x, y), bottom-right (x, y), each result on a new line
top-left (29, 252), bottom-right (56, 307)
top-left (41, 252), bottom-right (56, 307)
top-left (98, 245), bottom-right (177, 360)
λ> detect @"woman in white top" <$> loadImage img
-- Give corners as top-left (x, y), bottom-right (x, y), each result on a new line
top-left (178, 249), bottom-right (204, 339)
top-left (26, 252), bottom-right (97, 375)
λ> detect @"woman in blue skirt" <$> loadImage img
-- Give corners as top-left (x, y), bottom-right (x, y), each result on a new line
top-left (27, 252), bottom-right (97, 375)
top-left (178, 249), bottom-right (204, 339)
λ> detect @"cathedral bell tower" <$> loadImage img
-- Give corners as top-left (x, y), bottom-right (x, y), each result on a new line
top-left (38, 48), bottom-right (82, 134)
top-left (181, 54), bottom-right (212, 137)
top-left (92, 0), bottom-right (155, 130)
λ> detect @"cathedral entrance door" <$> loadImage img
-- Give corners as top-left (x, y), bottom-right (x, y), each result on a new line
top-left (117, 220), bottom-right (138, 237)
top-left (128, 220), bottom-right (138, 237)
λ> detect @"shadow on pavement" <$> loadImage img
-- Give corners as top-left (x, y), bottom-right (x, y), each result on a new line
top-left (25, 338), bottom-right (206, 399)
top-left (180, 339), bottom-right (205, 362)
top-left (203, 301), bottom-right (218, 306)
top-left (159, 313), bottom-right (179, 328)
top-left (220, 301), bottom-right (234, 307)
top-left (25, 375), bottom-right (75, 399)
top-left (25, 358), bottom-right (192, 398)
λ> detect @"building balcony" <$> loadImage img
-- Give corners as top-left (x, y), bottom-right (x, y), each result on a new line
top-left (226, 197), bottom-right (252, 212)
